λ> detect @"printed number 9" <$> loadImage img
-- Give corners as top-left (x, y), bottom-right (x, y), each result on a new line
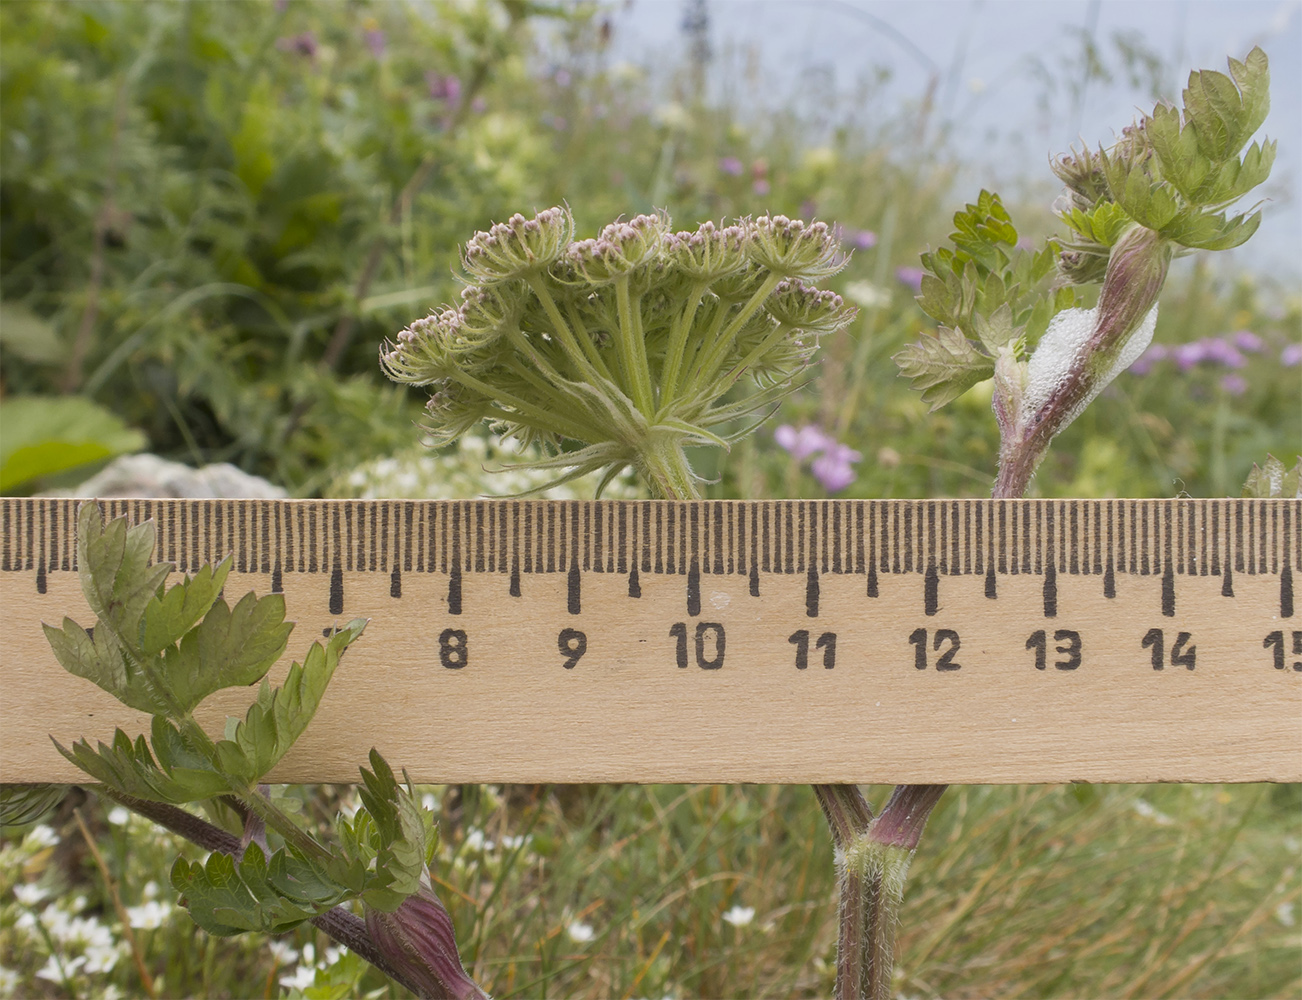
top-left (559, 628), bottom-right (588, 669)
top-left (439, 628), bottom-right (468, 669)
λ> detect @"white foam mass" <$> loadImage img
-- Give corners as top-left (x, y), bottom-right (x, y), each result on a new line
top-left (1020, 304), bottom-right (1158, 431)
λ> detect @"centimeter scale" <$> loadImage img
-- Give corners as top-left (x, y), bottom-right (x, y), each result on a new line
top-left (1, 497), bottom-right (1298, 785)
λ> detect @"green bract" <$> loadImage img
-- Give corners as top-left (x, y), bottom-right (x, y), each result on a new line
top-left (381, 208), bottom-right (857, 499)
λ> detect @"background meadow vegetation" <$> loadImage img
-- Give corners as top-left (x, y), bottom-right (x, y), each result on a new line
top-left (1, 1), bottom-right (1298, 997)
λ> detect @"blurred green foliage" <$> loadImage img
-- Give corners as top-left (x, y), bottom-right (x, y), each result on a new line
top-left (2, 0), bottom-right (1295, 499)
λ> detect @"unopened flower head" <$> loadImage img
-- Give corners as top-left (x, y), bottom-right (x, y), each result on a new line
top-left (766, 279), bottom-right (854, 335)
top-left (458, 282), bottom-right (526, 346)
top-left (382, 308), bottom-right (484, 385)
top-left (663, 221), bottom-right (749, 281)
top-left (383, 208), bottom-right (858, 499)
top-left (748, 214), bottom-right (844, 278)
top-left (462, 207), bottom-right (573, 284)
top-left (1051, 144), bottom-right (1111, 212)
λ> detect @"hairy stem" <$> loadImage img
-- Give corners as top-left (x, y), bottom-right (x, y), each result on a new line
top-left (614, 277), bottom-right (655, 414)
top-left (658, 281), bottom-right (708, 406)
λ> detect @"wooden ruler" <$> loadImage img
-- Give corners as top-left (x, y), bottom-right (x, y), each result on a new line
top-left (1, 498), bottom-right (1298, 784)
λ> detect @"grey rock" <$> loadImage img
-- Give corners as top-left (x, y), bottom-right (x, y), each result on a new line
top-left (53, 454), bottom-right (287, 499)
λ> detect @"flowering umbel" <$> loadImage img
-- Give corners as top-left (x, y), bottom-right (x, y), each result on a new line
top-left (382, 208), bottom-right (856, 499)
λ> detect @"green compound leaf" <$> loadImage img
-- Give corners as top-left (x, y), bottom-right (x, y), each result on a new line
top-left (140, 558), bottom-right (232, 658)
top-left (165, 590), bottom-right (294, 716)
top-left (171, 842), bottom-right (348, 936)
top-left (52, 726), bottom-right (232, 804)
top-left (43, 614), bottom-right (171, 716)
top-left (1183, 46), bottom-right (1270, 163)
top-left (1242, 455), bottom-right (1301, 499)
top-left (77, 502), bottom-right (172, 651)
top-left (330, 749), bottom-right (433, 913)
top-left (210, 620), bottom-right (366, 785)
top-left (0, 784), bottom-right (67, 826)
top-left (893, 326), bottom-right (995, 412)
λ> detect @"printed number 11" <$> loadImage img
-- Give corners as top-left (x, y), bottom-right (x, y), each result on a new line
top-left (789, 630), bottom-right (836, 669)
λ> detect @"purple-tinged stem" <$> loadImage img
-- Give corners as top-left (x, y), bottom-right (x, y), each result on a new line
top-left (102, 791), bottom-right (434, 998)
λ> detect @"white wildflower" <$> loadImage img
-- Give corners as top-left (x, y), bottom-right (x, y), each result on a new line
top-left (84, 942), bottom-right (122, 974)
top-left (567, 920), bottom-right (595, 943)
top-left (464, 828), bottom-right (494, 852)
top-left (36, 954), bottom-right (84, 982)
top-left (126, 899), bottom-right (172, 929)
top-left (107, 806), bottom-right (132, 826)
top-left (1131, 799), bottom-right (1174, 826)
top-left (267, 939), bottom-right (300, 965)
top-left (722, 905), bottom-right (755, 927)
top-left (279, 964), bottom-right (318, 990)
top-left (13, 883), bottom-right (49, 906)
top-left (1276, 901), bottom-right (1296, 927)
top-left (25, 824), bottom-right (60, 849)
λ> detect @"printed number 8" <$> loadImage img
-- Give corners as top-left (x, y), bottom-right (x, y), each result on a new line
top-left (439, 628), bottom-right (469, 669)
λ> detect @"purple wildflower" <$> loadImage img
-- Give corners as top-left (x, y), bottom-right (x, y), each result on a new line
top-left (1128, 343), bottom-right (1168, 375)
top-left (1201, 338), bottom-right (1246, 368)
top-left (752, 179), bottom-right (771, 196)
top-left (1282, 343), bottom-right (1302, 366)
top-left (718, 157), bottom-right (744, 177)
top-left (1220, 374), bottom-right (1247, 395)
top-left (812, 442), bottom-right (862, 492)
top-left (276, 32), bottom-right (317, 58)
top-left (427, 72), bottom-right (462, 105)
top-left (554, 68), bottom-right (572, 87)
top-left (1173, 341), bottom-right (1207, 371)
top-left (775, 424), bottom-right (832, 461)
top-left (895, 267), bottom-right (924, 292)
top-left (851, 230), bottom-right (878, 250)
top-left (365, 29), bottom-right (386, 57)
top-left (470, 96), bottom-right (488, 114)
top-left (1233, 330), bottom-right (1264, 352)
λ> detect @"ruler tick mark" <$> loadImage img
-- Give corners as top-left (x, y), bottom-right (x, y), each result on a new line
top-left (448, 563), bottom-right (462, 615)
top-left (924, 563), bottom-right (939, 617)
top-left (329, 565), bottom-right (344, 616)
top-left (806, 565), bottom-right (819, 618)
top-left (568, 563), bottom-right (581, 615)
top-left (687, 560), bottom-right (700, 617)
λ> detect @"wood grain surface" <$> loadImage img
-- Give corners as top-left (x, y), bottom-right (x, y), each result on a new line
top-left (2, 498), bottom-right (1297, 784)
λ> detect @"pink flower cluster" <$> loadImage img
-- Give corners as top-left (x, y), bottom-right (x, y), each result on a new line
top-left (775, 424), bottom-right (861, 492)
